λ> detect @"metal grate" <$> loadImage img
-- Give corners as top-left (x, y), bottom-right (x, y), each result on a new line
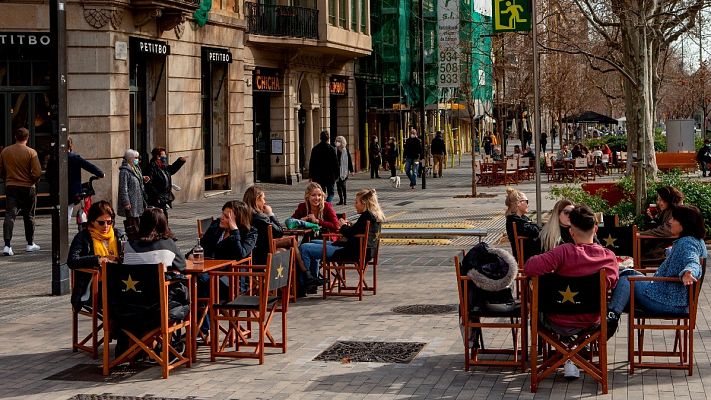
top-left (67, 395), bottom-right (199, 400)
top-left (45, 363), bottom-right (149, 383)
top-left (314, 341), bottom-right (426, 363)
top-left (391, 304), bottom-right (457, 314)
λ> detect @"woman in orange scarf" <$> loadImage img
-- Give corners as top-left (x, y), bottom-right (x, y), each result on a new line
top-left (68, 201), bottom-right (125, 311)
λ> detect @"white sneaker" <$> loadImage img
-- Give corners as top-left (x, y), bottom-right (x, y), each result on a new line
top-left (26, 243), bottom-right (41, 252)
top-left (564, 359), bottom-right (580, 379)
top-left (3, 246), bottom-right (13, 256)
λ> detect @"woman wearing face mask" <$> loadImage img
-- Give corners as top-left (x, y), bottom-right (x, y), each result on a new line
top-left (145, 147), bottom-right (187, 219)
top-left (117, 149), bottom-right (149, 239)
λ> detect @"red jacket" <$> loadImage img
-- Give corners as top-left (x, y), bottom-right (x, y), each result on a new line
top-left (525, 243), bottom-right (619, 328)
top-left (291, 202), bottom-right (340, 232)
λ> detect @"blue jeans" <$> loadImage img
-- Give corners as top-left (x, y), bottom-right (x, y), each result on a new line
top-left (325, 183), bottom-right (335, 203)
top-left (299, 240), bottom-right (339, 282)
top-left (608, 270), bottom-right (688, 315)
top-left (405, 158), bottom-right (417, 187)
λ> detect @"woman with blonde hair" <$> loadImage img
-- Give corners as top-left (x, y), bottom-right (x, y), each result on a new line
top-left (504, 188), bottom-right (540, 262)
top-left (298, 188), bottom-right (384, 296)
top-left (539, 199), bottom-right (574, 252)
top-left (334, 135), bottom-right (353, 205)
top-left (291, 182), bottom-right (340, 233)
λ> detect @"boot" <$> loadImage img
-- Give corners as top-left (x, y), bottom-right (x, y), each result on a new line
top-left (303, 270), bottom-right (319, 288)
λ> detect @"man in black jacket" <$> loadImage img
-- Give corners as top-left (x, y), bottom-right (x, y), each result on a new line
top-left (430, 131), bottom-right (446, 178)
top-left (697, 139), bottom-right (711, 177)
top-left (404, 128), bottom-right (422, 189)
top-left (308, 131), bottom-right (339, 202)
top-left (67, 137), bottom-right (105, 223)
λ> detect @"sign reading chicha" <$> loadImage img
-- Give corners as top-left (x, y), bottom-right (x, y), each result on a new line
top-left (329, 76), bottom-right (348, 96)
top-left (254, 68), bottom-right (282, 93)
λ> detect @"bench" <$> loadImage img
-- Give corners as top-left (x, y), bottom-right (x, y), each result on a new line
top-left (655, 152), bottom-right (697, 173)
top-left (380, 228), bottom-right (488, 242)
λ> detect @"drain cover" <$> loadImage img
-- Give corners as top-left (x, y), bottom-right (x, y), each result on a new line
top-left (45, 363), bottom-right (149, 383)
top-left (314, 341), bottom-right (426, 363)
top-left (391, 304), bottom-right (457, 314)
top-left (394, 201), bottom-right (413, 206)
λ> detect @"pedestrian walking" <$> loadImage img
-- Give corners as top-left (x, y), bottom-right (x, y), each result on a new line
top-left (404, 128), bottom-right (422, 189)
top-left (540, 131), bottom-right (548, 153)
top-left (430, 131), bottom-right (446, 178)
top-left (369, 135), bottom-right (382, 179)
top-left (384, 136), bottom-right (399, 177)
top-left (67, 137), bottom-right (104, 223)
top-left (308, 131), bottom-right (339, 203)
top-left (697, 139), bottom-right (711, 177)
top-left (335, 136), bottom-right (353, 205)
top-left (145, 147), bottom-right (187, 219)
top-left (551, 126), bottom-right (557, 145)
top-left (117, 149), bottom-right (149, 240)
top-left (0, 127), bottom-right (42, 256)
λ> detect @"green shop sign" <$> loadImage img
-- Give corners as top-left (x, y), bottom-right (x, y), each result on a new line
top-left (492, 0), bottom-right (531, 32)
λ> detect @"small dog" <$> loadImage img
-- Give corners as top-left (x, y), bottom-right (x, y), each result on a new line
top-left (389, 176), bottom-right (401, 188)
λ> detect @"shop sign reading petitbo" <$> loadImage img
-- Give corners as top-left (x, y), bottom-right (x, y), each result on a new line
top-left (329, 76), bottom-right (348, 96)
top-left (130, 37), bottom-right (170, 55)
top-left (254, 68), bottom-right (282, 93)
top-left (203, 47), bottom-right (232, 63)
top-left (0, 32), bottom-right (51, 47)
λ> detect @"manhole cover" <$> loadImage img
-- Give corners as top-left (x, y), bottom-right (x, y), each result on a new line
top-left (391, 304), bottom-right (457, 314)
top-left (314, 341), bottom-right (426, 363)
top-left (67, 396), bottom-right (198, 400)
top-left (45, 363), bottom-right (149, 383)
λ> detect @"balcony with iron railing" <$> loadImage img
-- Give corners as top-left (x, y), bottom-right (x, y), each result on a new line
top-left (245, 2), bottom-right (319, 40)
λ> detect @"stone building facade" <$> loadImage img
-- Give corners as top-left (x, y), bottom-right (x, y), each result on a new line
top-left (0, 0), bottom-right (370, 207)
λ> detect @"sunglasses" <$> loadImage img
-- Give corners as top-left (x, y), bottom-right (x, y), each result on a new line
top-left (519, 199), bottom-right (529, 204)
top-left (95, 220), bottom-right (114, 226)
top-left (561, 209), bottom-right (572, 215)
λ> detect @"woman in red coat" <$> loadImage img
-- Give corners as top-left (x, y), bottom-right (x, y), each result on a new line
top-left (291, 182), bottom-right (340, 233)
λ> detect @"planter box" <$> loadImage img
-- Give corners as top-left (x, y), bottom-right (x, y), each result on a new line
top-left (581, 182), bottom-right (627, 206)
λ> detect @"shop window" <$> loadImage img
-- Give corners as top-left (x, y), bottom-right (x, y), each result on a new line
top-left (351, 0), bottom-right (358, 31)
top-left (329, 0), bottom-right (336, 25)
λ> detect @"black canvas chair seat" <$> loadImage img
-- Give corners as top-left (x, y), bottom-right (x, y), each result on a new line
top-left (216, 296), bottom-right (279, 310)
top-left (468, 302), bottom-right (521, 319)
top-left (633, 308), bottom-right (688, 319)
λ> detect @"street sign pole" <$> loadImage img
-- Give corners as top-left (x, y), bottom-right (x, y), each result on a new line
top-left (531, 0), bottom-right (542, 225)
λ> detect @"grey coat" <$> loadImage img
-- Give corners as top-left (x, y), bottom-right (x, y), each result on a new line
top-left (117, 162), bottom-right (146, 218)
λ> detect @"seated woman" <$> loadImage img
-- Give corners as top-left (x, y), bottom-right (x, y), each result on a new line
top-left (505, 188), bottom-right (541, 263)
top-left (607, 205), bottom-right (707, 337)
top-left (298, 188), bottom-right (384, 296)
top-left (640, 185), bottom-right (684, 237)
top-left (243, 186), bottom-right (319, 288)
top-left (123, 208), bottom-right (185, 271)
top-left (68, 201), bottom-right (125, 312)
top-left (291, 182), bottom-right (340, 234)
top-left (200, 200), bottom-right (258, 261)
top-left (539, 199), bottom-right (574, 252)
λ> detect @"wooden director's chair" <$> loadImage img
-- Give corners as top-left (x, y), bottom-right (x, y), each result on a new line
top-left (71, 268), bottom-right (103, 359)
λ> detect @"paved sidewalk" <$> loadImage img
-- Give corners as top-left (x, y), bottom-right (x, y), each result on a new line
top-left (1, 156), bottom-right (710, 399)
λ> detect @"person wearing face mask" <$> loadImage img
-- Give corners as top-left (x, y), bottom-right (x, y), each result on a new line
top-left (117, 149), bottom-right (150, 239)
top-left (145, 147), bottom-right (187, 219)
top-left (334, 136), bottom-right (353, 205)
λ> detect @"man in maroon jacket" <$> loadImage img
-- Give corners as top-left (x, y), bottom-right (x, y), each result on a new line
top-left (524, 205), bottom-right (619, 379)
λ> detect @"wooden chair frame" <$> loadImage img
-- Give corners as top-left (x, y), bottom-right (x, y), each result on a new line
top-left (267, 225), bottom-right (298, 303)
top-left (455, 255), bottom-right (527, 371)
top-left (71, 268), bottom-right (103, 359)
top-left (209, 253), bottom-right (289, 364)
top-left (322, 221), bottom-right (371, 301)
top-left (628, 260), bottom-right (705, 375)
top-left (101, 262), bottom-right (192, 379)
top-left (633, 231), bottom-right (674, 274)
top-left (497, 158), bottom-right (519, 185)
top-left (197, 217), bottom-right (214, 239)
top-left (529, 271), bottom-right (608, 394)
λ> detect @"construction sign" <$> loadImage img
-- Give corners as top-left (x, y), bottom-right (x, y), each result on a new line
top-left (492, 0), bottom-right (531, 32)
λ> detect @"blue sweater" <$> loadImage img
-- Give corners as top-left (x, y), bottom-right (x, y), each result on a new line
top-left (645, 236), bottom-right (707, 308)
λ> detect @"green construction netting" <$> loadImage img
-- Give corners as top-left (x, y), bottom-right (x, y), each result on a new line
top-left (194, 0), bottom-right (212, 27)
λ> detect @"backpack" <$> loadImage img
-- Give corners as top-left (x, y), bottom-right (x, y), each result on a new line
top-left (461, 242), bottom-right (518, 311)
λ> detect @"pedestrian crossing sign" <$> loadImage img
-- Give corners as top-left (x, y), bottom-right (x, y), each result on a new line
top-left (492, 0), bottom-right (532, 32)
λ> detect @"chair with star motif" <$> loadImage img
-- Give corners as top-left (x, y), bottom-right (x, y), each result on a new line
top-left (208, 250), bottom-right (291, 363)
top-left (101, 261), bottom-right (192, 378)
top-left (529, 270), bottom-right (609, 394)
top-left (596, 224), bottom-right (637, 258)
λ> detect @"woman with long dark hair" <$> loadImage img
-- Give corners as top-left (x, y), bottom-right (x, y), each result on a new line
top-left (123, 207), bottom-right (185, 271)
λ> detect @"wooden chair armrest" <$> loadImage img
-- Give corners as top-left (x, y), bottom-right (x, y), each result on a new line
top-left (208, 269), bottom-right (266, 278)
top-left (233, 257), bottom-right (252, 266)
top-left (628, 276), bottom-right (681, 282)
top-left (75, 267), bottom-right (99, 274)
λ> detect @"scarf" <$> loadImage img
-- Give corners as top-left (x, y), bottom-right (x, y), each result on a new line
top-left (338, 147), bottom-right (349, 180)
top-left (88, 226), bottom-right (118, 258)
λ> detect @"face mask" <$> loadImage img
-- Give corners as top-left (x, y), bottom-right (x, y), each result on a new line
top-left (132, 159), bottom-right (140, 166)
top-left (160, 156), bottom-right (168, 164)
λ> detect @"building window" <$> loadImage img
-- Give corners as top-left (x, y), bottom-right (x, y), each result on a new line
top-left (290, 0), bottom-right (316, 7)
top-left (361, 0), bottom-right (367, 32)
top-left (329, 0), bottom-right (336, 25)
top-left (339, 0), bottom-right (347, 27)
top-left (351, 0), bottom-right (358, 31)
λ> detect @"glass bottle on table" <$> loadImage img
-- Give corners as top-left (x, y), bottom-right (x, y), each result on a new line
top-left (192, 238), bottom-right (204, 268)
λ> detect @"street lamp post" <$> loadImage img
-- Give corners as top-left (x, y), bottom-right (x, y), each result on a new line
top-left (419, 0), bottom-right (427, 189)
